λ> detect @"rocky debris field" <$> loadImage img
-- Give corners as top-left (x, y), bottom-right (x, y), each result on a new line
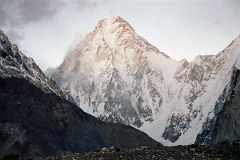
top-left (46, 141), bottom-right (240, 160)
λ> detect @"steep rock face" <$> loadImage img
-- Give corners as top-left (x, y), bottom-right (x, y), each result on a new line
top-left (0, 30), bottom-right (159, 159)
top-left (50, 17), bottom-right (240, 145)
top-left (196, 68), bottom-right (240, 144)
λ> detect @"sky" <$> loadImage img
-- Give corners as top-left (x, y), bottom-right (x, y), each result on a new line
top-left (1, 0), bottom-right (240, 70)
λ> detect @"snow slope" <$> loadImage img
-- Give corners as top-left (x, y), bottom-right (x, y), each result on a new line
top-left (49, 17), bottom-right (240, 145)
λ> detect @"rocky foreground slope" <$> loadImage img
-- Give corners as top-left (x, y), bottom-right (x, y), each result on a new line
top-left (49, 16), bottom-right (240, 145)
top-left (47, 141), bottom-right (240, 160)
top-left (0, 30), bottom-right (159, 159)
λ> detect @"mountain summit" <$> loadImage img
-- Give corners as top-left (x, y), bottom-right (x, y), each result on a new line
top-left (50, 17), bottom-right (240, 146)
top-left (51, 16), bottom-right (178, 127)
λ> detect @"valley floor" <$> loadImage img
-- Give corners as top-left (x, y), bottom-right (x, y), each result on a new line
top-left (46, 142), bottom-right (240, 160)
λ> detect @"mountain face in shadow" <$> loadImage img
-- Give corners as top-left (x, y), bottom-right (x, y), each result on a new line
top-left (196, 68), bottom-right (240, 144)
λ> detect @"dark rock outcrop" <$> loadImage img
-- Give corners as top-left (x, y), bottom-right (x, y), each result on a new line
top-left (196, 68), bottom-right (240, 144)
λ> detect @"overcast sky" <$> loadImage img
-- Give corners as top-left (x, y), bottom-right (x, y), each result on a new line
top-left (1, 0), bottom-right (240, 70)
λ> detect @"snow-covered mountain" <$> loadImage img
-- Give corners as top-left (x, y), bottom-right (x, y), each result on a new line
top-left (0, 29), bottom-right (159, 158)
top-left (49, 16), bottom-right (240, 145)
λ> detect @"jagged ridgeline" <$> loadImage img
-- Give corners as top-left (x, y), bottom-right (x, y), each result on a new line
top-left (49, 16), bottom-right (240, 146)
top-left (0, 30), bottom-right (160, 159)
